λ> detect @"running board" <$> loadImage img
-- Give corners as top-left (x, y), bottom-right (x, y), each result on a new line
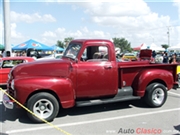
top-left (76, 87), bottom-right (141, 107)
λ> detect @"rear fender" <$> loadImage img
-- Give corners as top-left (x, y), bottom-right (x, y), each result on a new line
top-left (14, 77), bottom-right (75, 108)
top-left (132, 69), bottom-right (173, 96)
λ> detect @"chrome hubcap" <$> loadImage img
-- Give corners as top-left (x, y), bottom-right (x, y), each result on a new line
top-left (33, 99), bottom-right (54, 119)
top-left (152, 88), bottom-right (164, 105)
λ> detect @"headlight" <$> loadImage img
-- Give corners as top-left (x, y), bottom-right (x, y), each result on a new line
top-left (11, 79), bottom-right (14, 90)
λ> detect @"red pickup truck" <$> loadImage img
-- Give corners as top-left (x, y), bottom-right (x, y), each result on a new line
top-left (3, 39), bottom-right (179, 123)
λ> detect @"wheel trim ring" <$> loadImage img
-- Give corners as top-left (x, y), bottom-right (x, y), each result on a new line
top-left (152, 88), bottom-right (165, 105)
top-left (33, 99), bottom-right (54, 119)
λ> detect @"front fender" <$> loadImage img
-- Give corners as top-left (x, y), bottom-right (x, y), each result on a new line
top-left (132, 69), bottom-right (174, 96)
top-left (14, 76), bottom-right (75, 108)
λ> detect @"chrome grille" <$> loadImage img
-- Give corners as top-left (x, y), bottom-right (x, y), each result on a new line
top-left (7, 81), bottom-right (14, 97)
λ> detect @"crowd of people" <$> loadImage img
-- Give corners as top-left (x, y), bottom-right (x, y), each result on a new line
top-left (0, 49), bottom-right (27, 57)
top-left (152, 50), bottom-right (180, 64)
top-left (1, 49), bottom-right (180, 65)
top-left (0, 49), bottom-right (63, 59)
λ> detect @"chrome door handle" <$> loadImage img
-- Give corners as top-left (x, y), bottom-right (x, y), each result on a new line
top-left (104, 66), bottom-right (112, 69)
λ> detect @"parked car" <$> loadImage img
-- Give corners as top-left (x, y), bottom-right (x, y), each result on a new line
top-left (0, 57), bottom-right (35, 86)
top-left (122, 53), bottom-right (137, 61)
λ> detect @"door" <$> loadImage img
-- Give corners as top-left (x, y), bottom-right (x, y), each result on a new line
top-left (76, 45), bottom-right (118, 98)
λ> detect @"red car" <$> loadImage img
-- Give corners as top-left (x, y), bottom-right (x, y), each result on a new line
top-left (0, 57), bottom-right (35, 85)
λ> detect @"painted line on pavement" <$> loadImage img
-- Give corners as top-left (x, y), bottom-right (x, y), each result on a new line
top-left (0, 88), bottom-right (71, 135)
top-left (6, 107), bottom-right (180, 134)
top-left (168, 91), bottom-right (180, 97)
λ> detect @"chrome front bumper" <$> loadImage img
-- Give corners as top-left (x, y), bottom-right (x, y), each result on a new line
top-left (3, 92), bottom-right (14, 109)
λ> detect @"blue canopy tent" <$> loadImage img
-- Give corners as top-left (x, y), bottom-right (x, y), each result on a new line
top-left (51, 45), bottom-right (64, 51)
top-left (12, 39), bottom-right (54, 51)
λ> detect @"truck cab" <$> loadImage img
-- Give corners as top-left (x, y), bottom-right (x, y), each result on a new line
top-left (62, 39), bottom-right (118, 98)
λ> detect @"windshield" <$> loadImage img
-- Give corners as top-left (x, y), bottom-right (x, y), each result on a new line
top-left (63, 43), bottom-right (81, 59)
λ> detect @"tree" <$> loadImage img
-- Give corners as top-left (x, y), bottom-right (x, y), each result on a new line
top-left (57, 40), bottom-right (65, 48)
top-left (161, 44), bottom-right (169, 50)
top-left (112, 37), bottom-right (132, 52)
top-left (64, 37), bottom-right (74, 47)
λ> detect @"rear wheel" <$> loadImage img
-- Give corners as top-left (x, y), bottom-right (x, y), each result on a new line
top-left (27, 92), bottom-right (59, 123)
top-left (144, 83), bottom-right (167, 107)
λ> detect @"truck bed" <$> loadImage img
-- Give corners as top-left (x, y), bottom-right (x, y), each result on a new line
top-left (117, 61), bottom-right (177, 91)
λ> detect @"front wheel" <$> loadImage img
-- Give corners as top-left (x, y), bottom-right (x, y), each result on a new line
top-left (27, 92), bottom-right (59, 123)
top-left (144, 83), bottom-right (167, 107)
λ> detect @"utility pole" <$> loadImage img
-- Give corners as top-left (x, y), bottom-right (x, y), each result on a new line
top-left (3, 0), bottom-right (11, 57)
top-left (167, 26), bottom-right (171, 47)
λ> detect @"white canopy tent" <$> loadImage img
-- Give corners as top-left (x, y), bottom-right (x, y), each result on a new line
top-left (168, 43), bottom-right (180, 51)
top-left (150, 43), bottom-right (165, 51)
top-left (140, 43), bottom-right (164, 51)
top-left (140, 43), bottom-right (148, 49)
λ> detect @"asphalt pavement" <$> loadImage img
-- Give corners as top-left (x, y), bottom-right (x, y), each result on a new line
top-left (0, 88), bottom-right (180, 135)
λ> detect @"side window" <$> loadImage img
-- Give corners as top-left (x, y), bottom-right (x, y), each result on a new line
top-left (80, 45), bottom-right (109, 62)
top-left (2, 60), bottom-right (24, 68)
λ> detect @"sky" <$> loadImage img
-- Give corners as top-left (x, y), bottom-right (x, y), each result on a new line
top-left (0, 0), bottom-right (180, 48)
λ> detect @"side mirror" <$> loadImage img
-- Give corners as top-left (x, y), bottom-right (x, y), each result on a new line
top-left (75, 58), bottom-right (78, 63)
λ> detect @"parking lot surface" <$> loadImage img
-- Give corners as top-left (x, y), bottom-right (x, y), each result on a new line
top-left (0, 88), bottom-right (180, 135)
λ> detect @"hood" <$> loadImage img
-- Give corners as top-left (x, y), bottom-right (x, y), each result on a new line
top-left (139, 49), bottom-right (152, 58)
top-left (12, 59), bottom-right (72, 78)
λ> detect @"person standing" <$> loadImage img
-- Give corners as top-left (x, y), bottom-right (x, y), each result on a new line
top-left (152, 50), bottom-right (156, 58)
top-left (163, 52), bottom-right (169, 63)
top-left (171, 53), bottom-right (177, 64)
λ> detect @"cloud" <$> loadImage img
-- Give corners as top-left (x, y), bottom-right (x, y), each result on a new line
top-left (55, 28), bottom-right (66, 34)
top-left (70, 1), bottom-right (179, 47)
top-left (0, 21), bottom-right (26, 45)
top-left (75, 1), bottom-right (170, 29)
top-left (81, 1), bottom-right (150, 17)
top-left (173, 1), bottom-right (180, 17)
top-left (172, 1), bottom-right (180, 45)
top-left (1, 1), bottom-right (179, 48)
top-left (41, 26), bottom-right (111, 45)
top-left (11, 23), bottom-right (23, 38)
top-left (10, 11), bottom-right (56, 23)
top-left (42, 31), bottom-right (57, 37)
